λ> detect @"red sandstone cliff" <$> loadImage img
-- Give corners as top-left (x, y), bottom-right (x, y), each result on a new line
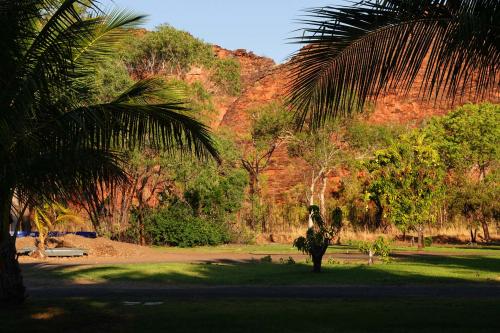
top-left (213, 47), bottom-right (499, 202)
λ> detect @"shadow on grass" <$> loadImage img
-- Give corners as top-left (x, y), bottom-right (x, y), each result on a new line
top-left (21, 253), bottom-right (500, 288)
top-left (3, 297), bottom-right (500, 333)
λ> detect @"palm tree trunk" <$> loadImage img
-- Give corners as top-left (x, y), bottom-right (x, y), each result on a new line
top-left (0, 188), bottom-right (25, 303)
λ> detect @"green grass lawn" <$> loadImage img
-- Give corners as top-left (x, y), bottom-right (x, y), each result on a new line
top-left (3, 298), bottom-right (499, 333)
top-left (26, 253), bottom-right (500, 286)
top-left (153, 243), bottom-right (500, 256)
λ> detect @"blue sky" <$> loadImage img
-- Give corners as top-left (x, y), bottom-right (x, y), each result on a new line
top-left (109, 0), bottom-right (341, 63)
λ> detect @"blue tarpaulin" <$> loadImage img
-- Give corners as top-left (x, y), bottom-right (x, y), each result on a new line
top-left (13, 231), bottom-right (97, 238)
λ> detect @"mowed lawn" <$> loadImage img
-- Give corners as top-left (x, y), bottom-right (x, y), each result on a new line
top-left (25, 252), bottom-right (500, 286)
top-left (152, 243), bottom-right (500, 255)
top-left (3, 298), bottom-right (499, 333)
top-left (16, 247), bottom-right (500, 332)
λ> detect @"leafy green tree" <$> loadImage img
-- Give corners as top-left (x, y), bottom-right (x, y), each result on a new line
top-left (367, 134), bottom-right (444, 248)
top-left (449, 171), bottom-right (499, 243)
top-left (425, 103), bottom-right (499, 177)
top-left (123, 24), bottom-right (214, 77)
top-left (357, 237), bottom-right (392, 265)
top-left (0, 0), bottom-right (217, 302)
top-left (424, 103), bottom-right (499, 240)
top-left (288, 0), bottom-right (499, 127)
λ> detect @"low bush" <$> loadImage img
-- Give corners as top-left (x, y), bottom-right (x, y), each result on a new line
top-left (358, 236), bottom-right (392, 264)
top-left (144, 203), bottom-right (230, 247)
top-left (211, 58), bottom-right (242, 95)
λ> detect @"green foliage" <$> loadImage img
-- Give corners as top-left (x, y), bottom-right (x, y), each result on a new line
top-left (358, 237), bottom-right (392, 262)
top-left (423, 103), bottom-right (499, 240)
top-left (173, 136), bottom-right (248, 224)
top-left (424, 237), bottom-right (433, 247)
top-left (345, 121), bottom-right (405, 155)
top-left (164, 79), bottom-right (217, 122)
top-left (250, 102), bottom-right (293, 147)
top-left (424, 103), bottom-right (499, 173)
top-left (211, 58), bottom-right (242, 96)
top-left (449, 171), bottom-right (499, 226)
top-left (123, 24), bottom-right (214, 74)
top-left (144, 201), bottom-right (230, 247)
top-left (367, 133), bottom-right (444, 232)
top-left (279, 257), bottom-right (296, 265)
top-left (122, 25), bottom-right (242, 95)
top-left (92, 58), bottom-right (134, 103)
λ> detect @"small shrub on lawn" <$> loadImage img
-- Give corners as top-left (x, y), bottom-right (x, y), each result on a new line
top-left (327, 258), bottom-right (339, 265)
top-left (358, 237), bottom-right (392, 264)
top-left (280, 257), bottom-right (296, 265)
top-left (144, 203), bottom-right (230, 247)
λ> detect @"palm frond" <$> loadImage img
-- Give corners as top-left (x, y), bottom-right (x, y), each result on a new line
top-left (112, 78), bottom-right (185, 104)
top-left (288, 0), bottom-right (500, 128)
top-left (56, 100), bottom-right (220, 161)
top-left (14, 147), bottom-right (127, 206)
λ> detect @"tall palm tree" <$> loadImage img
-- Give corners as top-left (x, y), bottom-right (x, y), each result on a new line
top-left (0, 0), bottom-right (218, 302)
top-left (288, 0), bottom-right (499, 127)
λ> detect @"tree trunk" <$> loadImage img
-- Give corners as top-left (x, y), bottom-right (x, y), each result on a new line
top-left (0, 188), bottom-right (25, 303)
top-left (311, 244), bottom-right (328, 273)
top-left (368, 249), bottom-right (374, 265)
top-left (319, 173), bottom-right (328, 219)
top-left (308, 173), bottom-right (316, 229)
top-left (417, 225), bottom-right (424, 250)
top-left (481, 220), bottom-right (491, 243)
top-left (312, 254), bottom-right (323, 273)
top-left (33, 231), bottom-right (47, 259)
top-left (138, 213), bottom-right (145, 246)
top-left (470, 229), bottom-right (477, 244)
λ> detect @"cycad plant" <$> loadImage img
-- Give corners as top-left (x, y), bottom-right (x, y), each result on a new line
top-left (288, 0), bottom-right (499, 127)
top-left (294, 206), bottom-right (343, 272)
top-left (32, 202), bottom-right (82, 258)
top-left (0, 0), bottom-right (218, 302)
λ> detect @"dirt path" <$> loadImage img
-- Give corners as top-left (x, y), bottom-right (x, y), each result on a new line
top-left (25, 284), bottom-right (500, 299)
top-left (19, 252), bottom-right (370, 265)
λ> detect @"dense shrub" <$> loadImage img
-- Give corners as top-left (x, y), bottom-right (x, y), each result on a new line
top-left (89, 58), bottom-right (134, 103)
top-left (121, 25), bottom-right (241, 95)
top-left (123, 24), bottom-right (214, 75)
top-left (211, 58), bottom-right (242, 95)
top-left (144, 202), bottom-right (230, 247)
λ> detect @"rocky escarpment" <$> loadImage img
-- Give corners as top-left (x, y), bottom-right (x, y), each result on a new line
top-left (215, 49), bottom-right (499, 202)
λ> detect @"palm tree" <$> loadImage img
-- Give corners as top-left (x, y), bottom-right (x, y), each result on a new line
top-left (288, 0), bottom-right (499, 127)
top-left (0, 0), bottom-right (218, 302)
top-left (32, 202), bottom-right (83, 258)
